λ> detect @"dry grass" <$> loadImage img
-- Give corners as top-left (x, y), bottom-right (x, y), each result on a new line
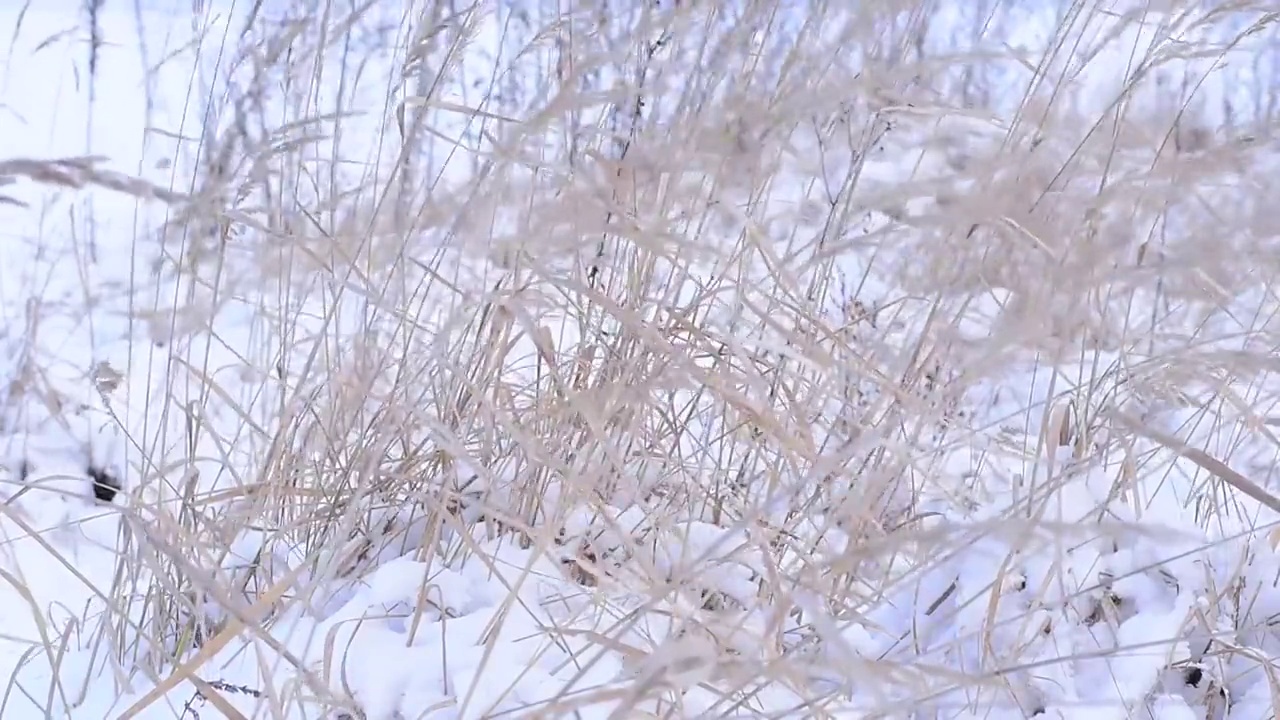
top-left (5, 0), bottom-right (1280, 717)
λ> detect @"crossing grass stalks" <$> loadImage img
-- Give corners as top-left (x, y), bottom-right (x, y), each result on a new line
top-left (6, 0), bottom-right (1280, 716)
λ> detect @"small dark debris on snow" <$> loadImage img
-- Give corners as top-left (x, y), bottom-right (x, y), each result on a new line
top-left (179, 679), bottom-right (265, 719)
top-left (1183, 665), bottom-right (1203, 687)
top-left (205, 680), bottom-right (262, 697)
top-left (87, 465), bottom-right (121, 503)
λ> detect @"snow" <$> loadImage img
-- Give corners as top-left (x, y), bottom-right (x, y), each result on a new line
top-left (0, 0), bottom-right (1277, 718)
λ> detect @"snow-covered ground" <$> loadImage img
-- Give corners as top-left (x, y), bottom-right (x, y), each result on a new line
top-left (0, 0), bottom-right (1279, 718)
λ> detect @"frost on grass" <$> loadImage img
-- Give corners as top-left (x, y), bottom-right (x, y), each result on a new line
top-left (2, 0), bottom-right (1280, 719)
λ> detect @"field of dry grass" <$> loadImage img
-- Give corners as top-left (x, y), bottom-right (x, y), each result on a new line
top-left (2, 0), bottom-right (1280, 717)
